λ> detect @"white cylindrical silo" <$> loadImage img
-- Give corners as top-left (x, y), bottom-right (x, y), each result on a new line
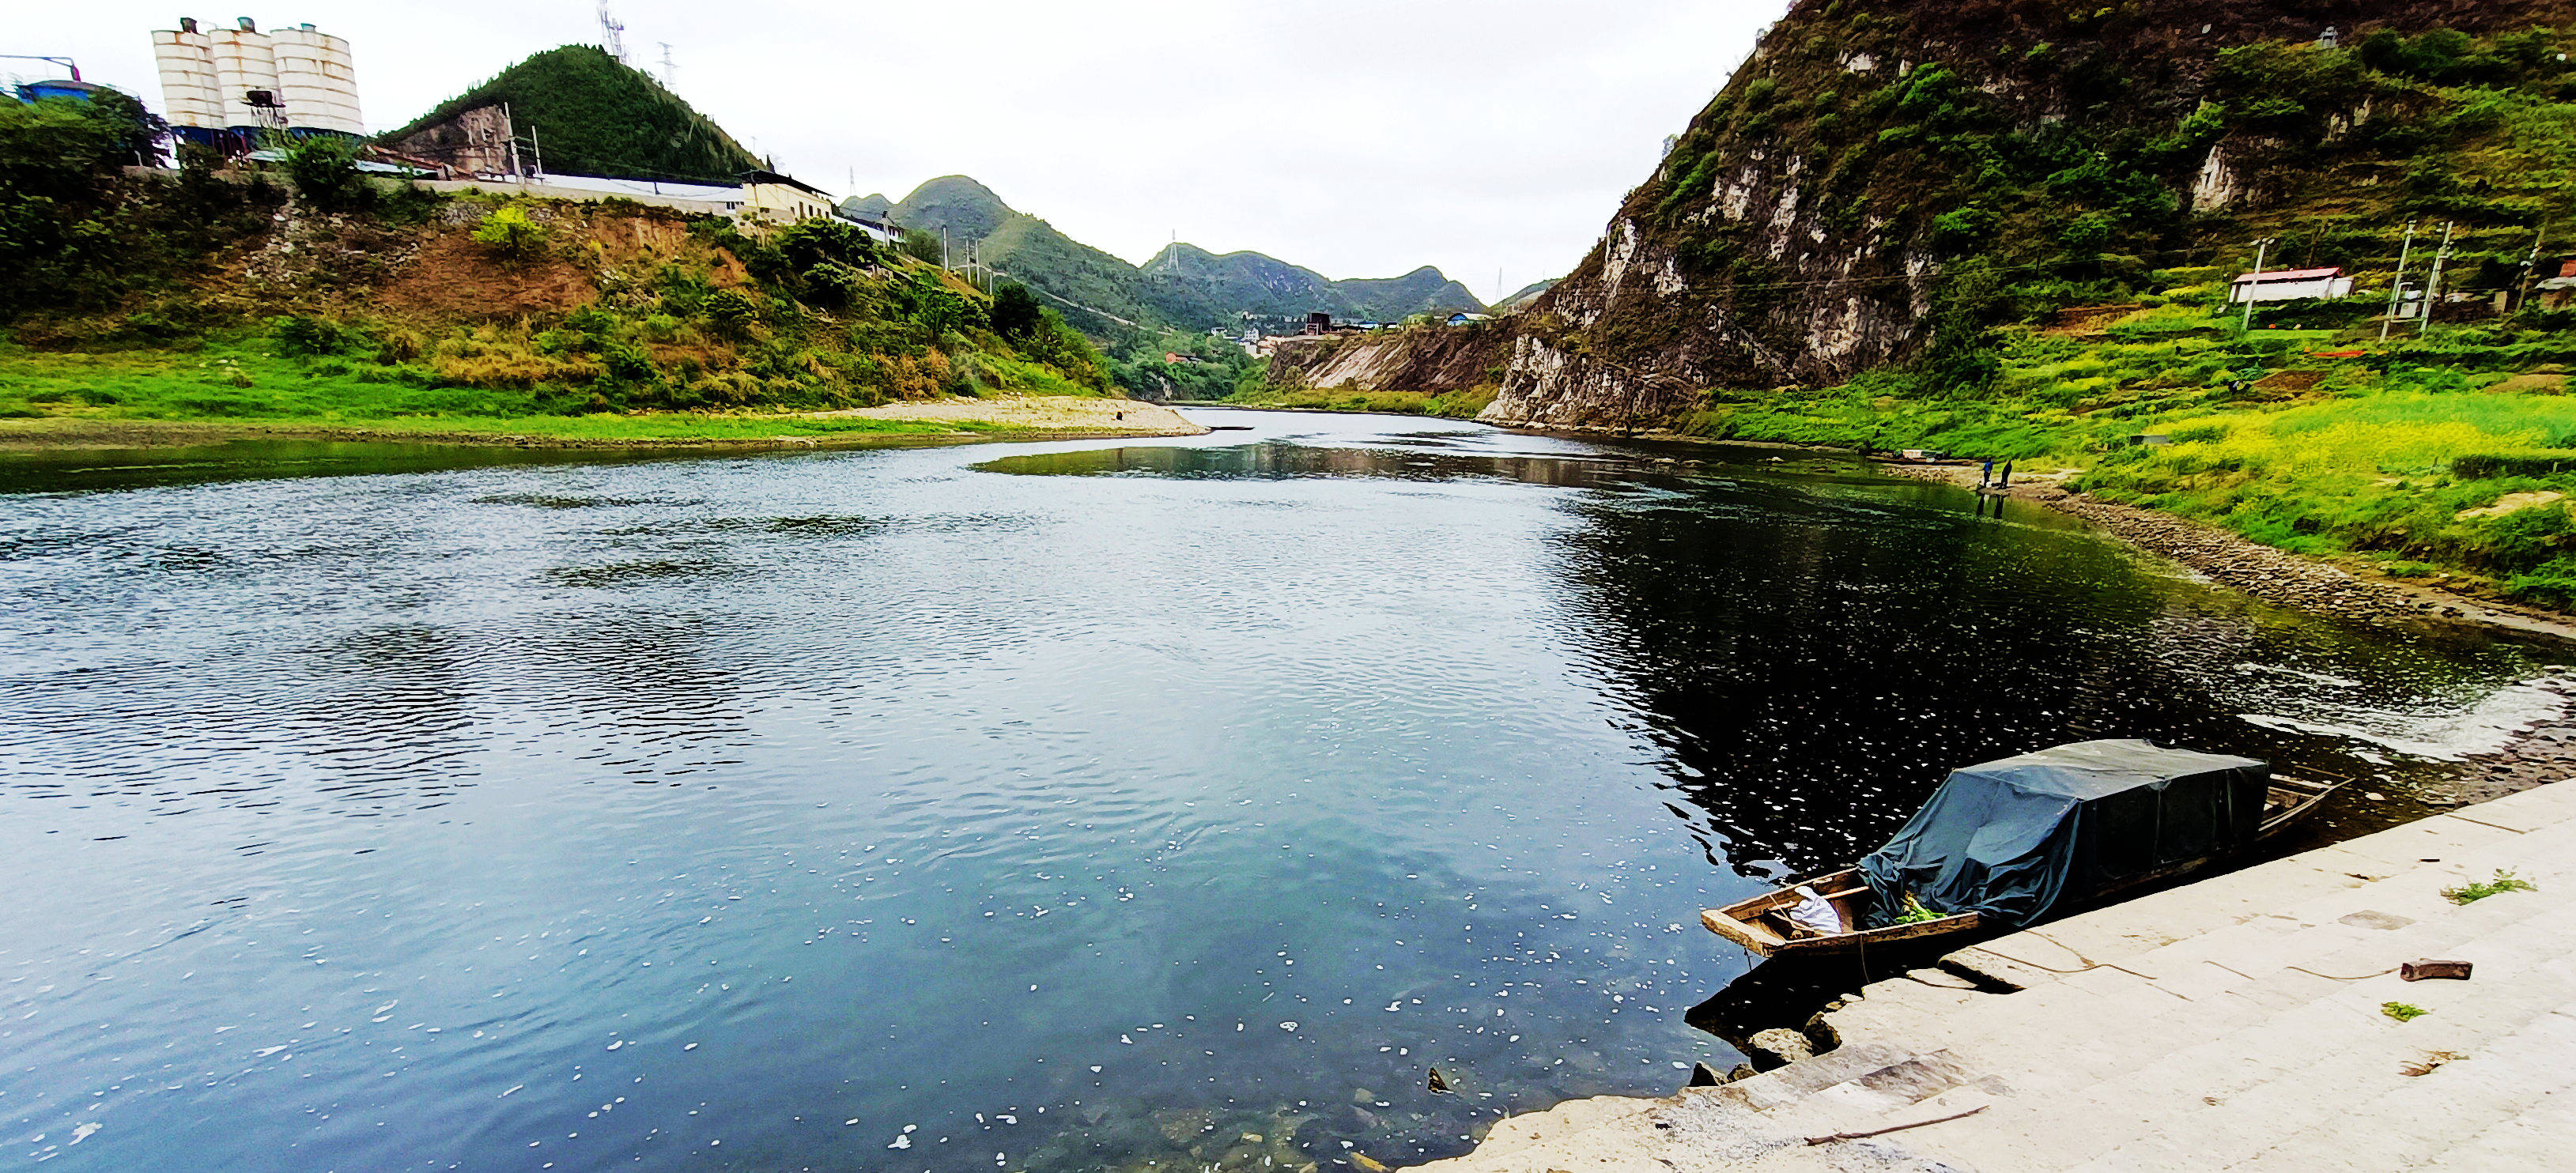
top-left (308, 29), bottom-right (362, 134)
top-left (208, 25), bottom-right (281, 131)
top-left (270, 25), bottom-right (363, 136)
top-left (151, 28), bottom-right (222, 130)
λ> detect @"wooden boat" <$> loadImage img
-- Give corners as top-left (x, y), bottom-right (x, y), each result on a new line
top-left (1701, 869), bottom-right (1981, 957)
top-left (1702, 752), bottom-right (2343, 959)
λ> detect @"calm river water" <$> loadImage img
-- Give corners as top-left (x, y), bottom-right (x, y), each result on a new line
top-left (0, 409), bottom-right (2558, 1171)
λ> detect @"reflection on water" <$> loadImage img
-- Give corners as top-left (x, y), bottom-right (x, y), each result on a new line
top-left (0, 408), bottom-right (2548, 1171)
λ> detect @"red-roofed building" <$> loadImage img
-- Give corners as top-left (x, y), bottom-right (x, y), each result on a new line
top-left (2230, 266), bottom-right (2355, 304)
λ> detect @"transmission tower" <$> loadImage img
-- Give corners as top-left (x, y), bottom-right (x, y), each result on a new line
top-left (597, 2), bottom-right (629, 65)
top-left (658, 43), bottom-right (678, 88)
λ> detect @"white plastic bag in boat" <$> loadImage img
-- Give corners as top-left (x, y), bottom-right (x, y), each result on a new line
top-left (1785, 886), bottom-right (1843, 936)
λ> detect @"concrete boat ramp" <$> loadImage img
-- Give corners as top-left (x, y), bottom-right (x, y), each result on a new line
top-left (1412, 782), bottom-right (2576, 1172)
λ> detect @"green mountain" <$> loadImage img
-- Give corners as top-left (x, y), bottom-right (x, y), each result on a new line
top-left (1425, 0), bottom-right (2576, 610)
top-left (888, 175), bottom-right (1018, 244)
top-left (1489, 0), bottom-right (2576, 426)
top-left (1143, 244), bottom-right (1486, 324)
top-left (384, 46), bottom-right (759, 183)
top-left (855, 175), bottom-right (1483, 332)
top-left (839, 193), bottom-right (894, 221)
top-left (1495, 279), bottom-right (1558, 313)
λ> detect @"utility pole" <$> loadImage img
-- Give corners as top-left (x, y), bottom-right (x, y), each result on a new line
top-left (658, 43), bottom-right (678, 89)
top-left (2516, 224), bottom-right (2548, 317)
top-left (500, 102), bottom-right (518, 181)
top-left (2382, 220), bottom-right (2416, 341)
top-left (527, 124), bottom-right (543, 179)
top-left (942, 227), bottom-right (949, 272)
top-left (2421, 221), bottom-right (2457, 336)
top-left (2242, 238), bottom-right (2274, 332)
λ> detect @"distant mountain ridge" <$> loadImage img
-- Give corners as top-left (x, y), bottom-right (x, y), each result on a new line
top-left (1141, 244), bottom-right (1486, 325)
top-left (844, 176), bottom-right (1485, 333)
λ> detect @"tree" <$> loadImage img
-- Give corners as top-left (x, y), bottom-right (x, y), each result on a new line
top-left (277, 134), bottom-right (373, 213)
top-left (991, 282), bottom-right (1044, 340)
top-left (898, 228), bottom-right (943, 265)
top-left (0, 100), bottom-right (117, 201)
top-left (775, 217), bottom-right (878, 273)
top-left (83, 89), bottom-right (169, 170)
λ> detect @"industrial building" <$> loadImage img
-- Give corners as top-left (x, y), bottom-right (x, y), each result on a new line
top-left (152, 17), bottom-right (361, 146)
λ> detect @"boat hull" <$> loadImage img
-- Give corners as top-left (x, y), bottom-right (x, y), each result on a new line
top-left (1702, 776), bottom-right (2343, 959)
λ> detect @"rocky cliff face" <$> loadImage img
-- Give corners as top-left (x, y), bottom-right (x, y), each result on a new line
top-left (1265, 326), bottom-right (1511, 395)
top-left (1484, 0), bottom-right (2574, 428)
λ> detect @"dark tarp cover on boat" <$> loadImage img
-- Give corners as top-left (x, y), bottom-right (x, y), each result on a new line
top-left (1858, 740), bottom-right (2269, 929)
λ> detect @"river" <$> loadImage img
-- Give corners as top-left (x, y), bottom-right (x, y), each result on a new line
top-left (0, 408), bottom-right (2555, 1171)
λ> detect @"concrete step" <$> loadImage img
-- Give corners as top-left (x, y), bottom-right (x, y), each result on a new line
top-left (1436, 1094), bottom-right (1656, 1161)
top-left (2419, 1052), bottom-right (2576, 1172)
top-left (2217, 1002), bottom-right (2576, 1171)
top-left (2053, 904), bottom-right (2576, 1171)
top-left (1893, 847), bottom-right (2566, 1073)
top-left (1869, 898), bottom-right (2576, 1171)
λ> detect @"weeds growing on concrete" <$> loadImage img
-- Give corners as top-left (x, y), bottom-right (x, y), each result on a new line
top-left (2442, 869), bottom-right (2538, 905)
top-left (2381, 1002), bottom-right (2429, 1023)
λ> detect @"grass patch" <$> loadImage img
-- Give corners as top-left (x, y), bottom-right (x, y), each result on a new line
top-left (2442, 869), bottom-right (2538, 905)
top-left (2381, 1002), bottom-right (2429, 1022)
top-left (0, 338), bottom-right (1059, 445)
top-left (1228, 383), bottom-right (1501, 420)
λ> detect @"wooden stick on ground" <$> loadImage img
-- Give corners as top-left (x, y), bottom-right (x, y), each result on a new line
top-left (1803, 1105), bottom-right (1989, 1145)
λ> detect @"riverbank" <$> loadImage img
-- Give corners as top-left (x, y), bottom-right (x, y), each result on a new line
top-left (1875, 461), bottom-right (2576, 647)
top-left (0, 395), bottom-right (1207, 452)
top-left (1411, 779), bottom-right (2576, 1172)
top-left (1218, 386), bottom-right (1499, 420)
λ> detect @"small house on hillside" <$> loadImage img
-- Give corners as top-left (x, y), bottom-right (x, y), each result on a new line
top-left (2230, 267), bottom-right (2355, 304)
top-left (1448, 312), bottom-right (1494, 326)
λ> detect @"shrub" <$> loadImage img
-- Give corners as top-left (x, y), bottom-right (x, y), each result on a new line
top-left (701, 289), bottom-right (763, 341)
top-left (599, 342), bottom-right (658, 384)
top-left (270, 315), bottom-right (354, 356)
top-left (2453, 451), bottom-right (2576, 480)
top-left (472, 204), bottom-right (550, 262)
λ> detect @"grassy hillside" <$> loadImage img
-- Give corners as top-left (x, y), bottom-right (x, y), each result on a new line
top-left (1, 104), bottom-right (1126, 445)
top-left (1680, 279), bottom-right (2576, 606)
top-left (384, 46), bottom-right (760, 183)
top-left (1456, 2), bottom-right (2576, 609)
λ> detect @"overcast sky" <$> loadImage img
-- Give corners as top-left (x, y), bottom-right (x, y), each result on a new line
top-left (19, 2), bottom-right (1785, 299)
